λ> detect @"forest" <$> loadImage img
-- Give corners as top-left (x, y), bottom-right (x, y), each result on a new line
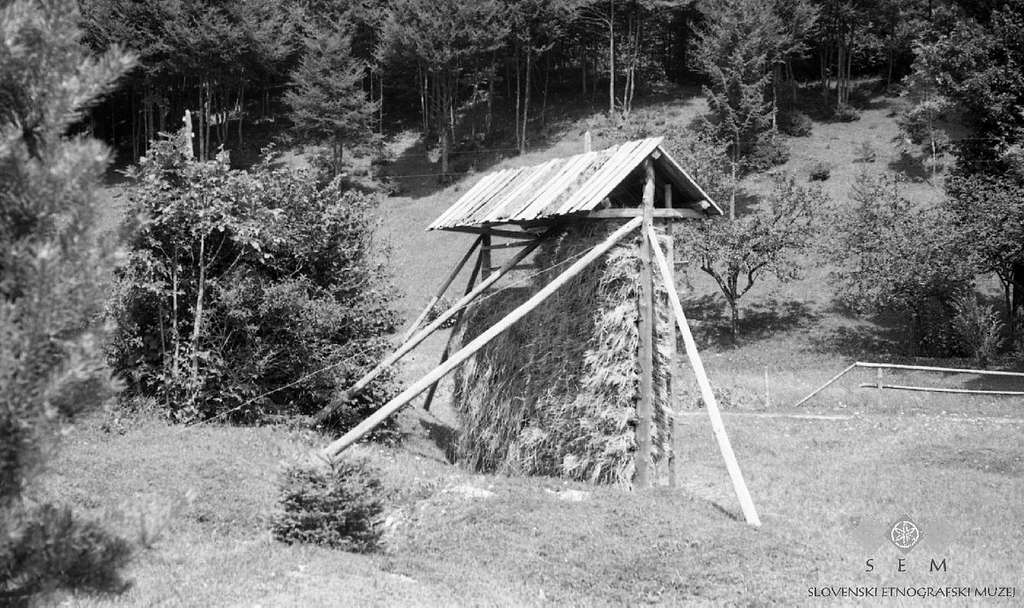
top-left (3, 0), bottom-right (1024, 604)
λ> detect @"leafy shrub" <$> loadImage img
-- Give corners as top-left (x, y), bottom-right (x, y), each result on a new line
top-left (0, 503), bottom-right (133, 599)
top-left (778, 110), bottom-right (813, 137)
top-left (826, 174), bottom-right (974, 354)
top-left (951, 294), bottom-right (1004, 365)
top-left (833, 104), bottom-right (861, 122)
top-left (743, 136), bottom-right (790, 173)
top-left (107, 134), bottom-right (398, 429)
top-left (272, 458), bottom-right (385, 551)
top-left (809, 161), bottom-right (831, 181)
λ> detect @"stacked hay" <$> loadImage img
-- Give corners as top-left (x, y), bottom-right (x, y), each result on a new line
top-left (451, 223), bottom-right (676, 486)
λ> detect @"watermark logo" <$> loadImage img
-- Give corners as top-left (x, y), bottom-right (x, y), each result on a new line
top-left (889, 515), bottom-right (922, 553)
top-left (847, 512), bottom-right (954, 555)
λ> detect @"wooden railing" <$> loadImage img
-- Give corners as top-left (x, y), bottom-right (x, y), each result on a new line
top-left (794, 362), bottom-right (1024, 407)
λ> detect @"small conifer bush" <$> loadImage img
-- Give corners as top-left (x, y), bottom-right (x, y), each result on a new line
top-left (271, 458), bottom-right (385, 552)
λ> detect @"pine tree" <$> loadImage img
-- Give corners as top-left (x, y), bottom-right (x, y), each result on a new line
top-left (286, 28), bottom-right (376, 176)
top-left (692, 0), bottom-right (789, 218)
top-left (1, 0), bottom-right (135, 600)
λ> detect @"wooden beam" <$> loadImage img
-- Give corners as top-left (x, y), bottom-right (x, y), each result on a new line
top-left (635, 160), bottom-right (655, 488)
top-left (310, 232), bottom-right (548, 425)
top-left (647, 225), bottom-right (761, 527)
top-left (854, 362), bottom-right (1024, 377)
top-left (859, 383), bottom-right (1024, 396)
top-left (480, 234), bottom-right (492, 280)
top-left (582, 208), bottom-right (703, 220)
top-left (792, 363), bottom-right (858, 407)
top-left (481, 240), bottom-right (537, 250)
top-left (401, 236), bottom-right (482, 344)
top-left (438, 226), bottom-right (541, 240)
top-left (321, 217), bottom-right (644, 459)
top-left (423, 246), bottom-right (485, 412)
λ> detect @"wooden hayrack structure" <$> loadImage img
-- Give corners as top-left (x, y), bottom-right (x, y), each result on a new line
top-left (315, 136), bottom-right (761, 527)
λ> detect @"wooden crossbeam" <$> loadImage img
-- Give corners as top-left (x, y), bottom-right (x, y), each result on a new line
top-left (582, 207), bottom-right (704, 220)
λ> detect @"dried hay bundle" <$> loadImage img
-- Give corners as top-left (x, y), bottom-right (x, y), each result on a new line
top-left (451, 223), bottom-right (675, 486)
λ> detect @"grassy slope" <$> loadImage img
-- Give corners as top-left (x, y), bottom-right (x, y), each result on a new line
top-left (48, 91), bottom-right (1024, 606)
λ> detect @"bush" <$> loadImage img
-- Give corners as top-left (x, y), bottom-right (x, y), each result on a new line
top-left (743, 136), bottom-right (790, 173)
top-left (809, 161), bottom-right (831, 181)
top-left (0, 503), bottom-right (133, 599)
top-left (778, 110), bottom-right (813, 137)
top-left (826, 174), bottom-right (974, 354)
top-left (271, 458), bottom-right (385, 551)
top-left (951, 294), bottom-right (1004, 365)
top-left (833, 104), bottom-right (861, 122)
top-left (107, 135), bottom-right (399, 429)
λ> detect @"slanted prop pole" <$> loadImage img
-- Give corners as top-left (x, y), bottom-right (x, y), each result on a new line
top-left (322, 217), bottom-right (643, 459)
top-left (311, 232), bottom-right (548, 425)
top-left (647, 226), bottom-right (762, 527)
top-left (401, 236), bottom-right (482, 344)
top-left (422, 246), bottom-right (485, 411)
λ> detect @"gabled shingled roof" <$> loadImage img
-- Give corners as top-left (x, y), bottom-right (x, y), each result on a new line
top-left (428, 137), bottom-right (722, 231)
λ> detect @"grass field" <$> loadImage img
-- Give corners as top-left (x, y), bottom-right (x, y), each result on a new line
top-left (48, 87), bottom-right (1024, 606)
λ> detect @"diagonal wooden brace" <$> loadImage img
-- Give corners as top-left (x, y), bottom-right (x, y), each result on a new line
top-left (321, 217), bottom-right (642, 459)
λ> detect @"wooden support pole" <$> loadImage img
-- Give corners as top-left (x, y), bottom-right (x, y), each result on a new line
top-left (401, 236), bottom-right (482, 344)
top-left (480, 233), bottom-right (492, 280)
top-left (647, 225), bottom-right (761, 527)
top-left (311, 234), bottom-right (547, 425)
top-left (635, 160), bottom-right (655, 488)
top-left (792, 363), bottom-right (858, 407)
top-left (422, 247), bottom-right (484, 412)
top-left (321, 217), bottom-right (643, 459)
top-left (855, 362), bottom-right (1024, 377)
top-left (858, 383), bottom-right (1024, 396)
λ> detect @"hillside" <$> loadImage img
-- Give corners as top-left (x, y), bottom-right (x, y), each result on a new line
top-left (42, 92), bottom-right (1024, 607)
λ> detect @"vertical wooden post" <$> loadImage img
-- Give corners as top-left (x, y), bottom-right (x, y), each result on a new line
top-left (663, 233), bottom-right (678, 489)
top-left (635, 158), bottom-right (656, 488)
top-left (480, 232), bottom-right (492, 280)
top-left (584, 130), bottom-right (592, 152)
top-left (875, 367), bottom-right (883, 406)
top-left (663, 181), bottom-right (678, 487)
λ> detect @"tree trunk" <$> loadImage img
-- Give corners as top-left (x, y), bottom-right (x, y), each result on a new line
top-left (521, 50), bottom-right (531, 154)
top-left (514, 46), bottom-right (522, 152)
top-left (1013, 262), bottom-right (1024, 337)
top-left (729, 298), bottom-right (739, 342)
top-left (237, 83), bottom-right (244, 148)
top-left (608, 0), bottom-right (615, 116)
top-left (190, 235), bottom-right (206, 404)
top-left (486, 53), bottom-right (495, 135)
top-left (540, 52), bottom-right (550, 127)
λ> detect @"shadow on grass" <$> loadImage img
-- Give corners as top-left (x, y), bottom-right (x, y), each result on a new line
top-left (684, 294), bottom-right (820, 348)
top-left (418, 417), bottom-right (459, 464)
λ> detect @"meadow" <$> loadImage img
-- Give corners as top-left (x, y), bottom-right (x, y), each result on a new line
top-left (46, 88), bottom-right (1024, 606)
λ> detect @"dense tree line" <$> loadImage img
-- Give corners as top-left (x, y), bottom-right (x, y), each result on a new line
top-left (75, 0), bottom-right (969, 166)
top-left (73, 0), bottom-right (1024, 349)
